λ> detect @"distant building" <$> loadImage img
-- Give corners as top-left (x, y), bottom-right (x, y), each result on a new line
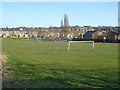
top-left (106, 31), bottom-right (119, 40)
top-left (83, 31), bottom-right (96, 40)
top-left (0, 28), bottom-right (38, 38)
top-left (64, 14), bottom-right (69, 27)
top-left (83, 31), bottom-right (104, 40)
top-left (60, 14), bottom-right (71, 39)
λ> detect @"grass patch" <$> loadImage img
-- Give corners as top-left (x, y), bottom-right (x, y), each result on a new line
top-left (2, 38), bottom-right (119, 88)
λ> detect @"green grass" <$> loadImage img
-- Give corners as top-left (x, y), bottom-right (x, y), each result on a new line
top-left (2, 38), bottom-right (119, 88)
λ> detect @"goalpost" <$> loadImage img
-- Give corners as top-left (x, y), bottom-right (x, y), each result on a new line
top-left (68, 41), bottom-right (94, 51)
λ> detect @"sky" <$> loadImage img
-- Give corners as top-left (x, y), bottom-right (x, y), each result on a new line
top-left (1, 2), bottom-right (118, 28)
top-left (118, 1), bottom-right (120, 26)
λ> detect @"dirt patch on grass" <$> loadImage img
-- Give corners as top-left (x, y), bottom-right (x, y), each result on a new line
top-left (0, 55), bottom-right (7, 64)
top-left (0, 55), bottom-right (10, 78)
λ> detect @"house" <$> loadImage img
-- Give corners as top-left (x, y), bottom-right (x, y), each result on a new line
top-left (106, 31), bottom-right (119, 40)
top-left (83, 31), bottom-right (104, 40)
top-left (117, 35), bottom-right (120, 40)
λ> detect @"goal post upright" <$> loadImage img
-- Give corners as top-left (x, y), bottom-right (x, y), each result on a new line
top-left (68, 41), bottom-right (71, 51)
top-left (68, 41), bottom-right (95, 51)
top-left (92, 41), bottom-right (94, 50)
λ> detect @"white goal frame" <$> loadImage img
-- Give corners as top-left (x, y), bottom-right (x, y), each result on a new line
top-left (68, 41), bottom-right (94, 51)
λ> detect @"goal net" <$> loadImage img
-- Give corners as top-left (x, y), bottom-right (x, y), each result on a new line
top-left (68, 41), bottom-right (94, 51)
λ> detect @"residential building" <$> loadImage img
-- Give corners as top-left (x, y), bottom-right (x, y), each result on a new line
top-left (83, 31), bottom-right (104, 40)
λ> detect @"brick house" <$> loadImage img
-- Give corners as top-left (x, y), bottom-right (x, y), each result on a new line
top-left (106, 31), bottom-right (119, 40)
top-left (83, 31), bottom-right (104, 40)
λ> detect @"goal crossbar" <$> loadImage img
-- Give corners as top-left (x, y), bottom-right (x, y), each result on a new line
top-left (68, 41), bottom-right (94, 51)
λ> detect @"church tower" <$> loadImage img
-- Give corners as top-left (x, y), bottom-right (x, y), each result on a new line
top-left (60, 14), bottom-right (71, 39)
top-left (64, 14), bottom-right (69, 27)
top-left (61, 19), bottom-right (63, 27)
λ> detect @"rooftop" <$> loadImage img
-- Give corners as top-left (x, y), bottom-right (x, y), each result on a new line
top-left (84, 31), bottom-right (96, 35)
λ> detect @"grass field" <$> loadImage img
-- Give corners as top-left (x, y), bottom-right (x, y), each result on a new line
top-left (2, 38), bottom-right (119, 88)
